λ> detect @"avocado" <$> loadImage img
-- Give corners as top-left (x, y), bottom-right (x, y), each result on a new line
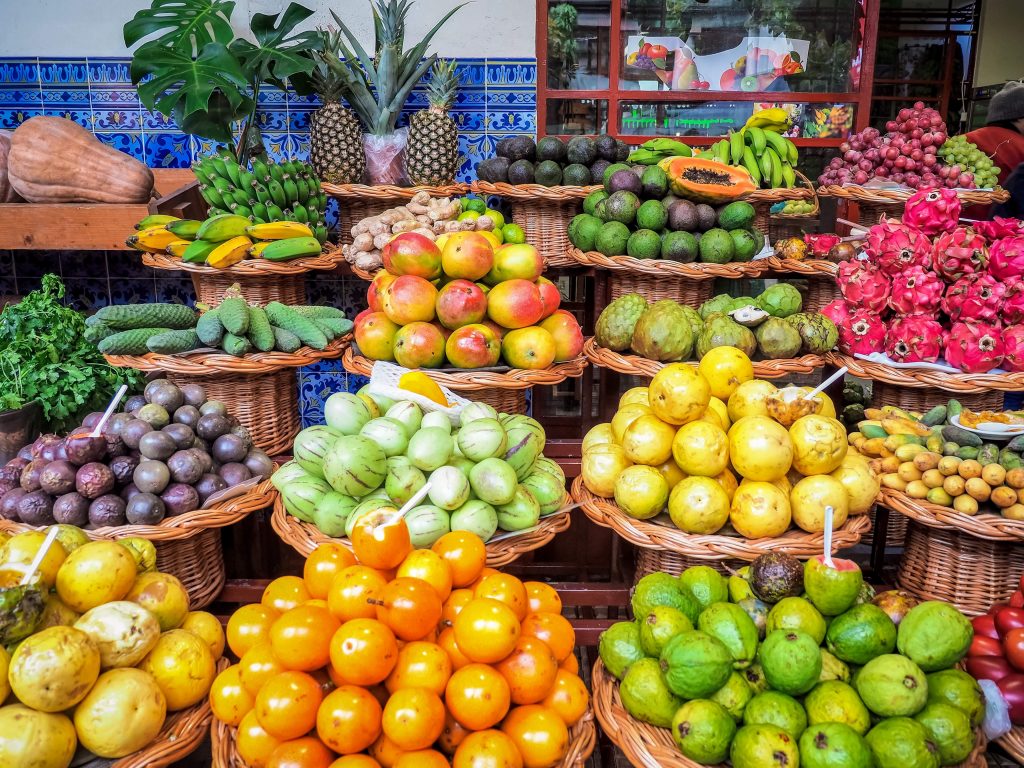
top-left (668, 200), bottom-right (699, 231)
top-left (605, 190), bottom-right (641, 225)
top-left (627, 229), bottom-right (663, 259)
top-left (730, 228), bottom-right (761, 261)
top-left (637, 199), bottom-right (668, 231)
top-left (641, 166), bottom-right (669, 199)
top-left (595, 221), bottom-right (631, 256)
top-left (695, 203), bottom-right (717, 231)
top-left (594, 198), bottom-right (609, 221)
top-left (536, 136), bottom-right (566, 163)
top-left (718, 201), bottom-right (757, 230)
top-left (608, 169), bottom-right (643, 196)
top-left (603, 163), bottom-right (631, 189)
top-left (535, 160), bottom-right (563, 186)
top-left (504, 136), bottom-right (536, 162)
top-left (662, 231), bottom-right (699, 262)
top-left (568, 214), bottom-right (604, 251)
top-left (596, 134), bottom-right (619, 161)
top-left (589, 159), bottom-right (611, 185)
top-left (616, 139), bottom-right (631, 161)
top-left (698, 228), bottom-right (735, 264)
top-left (750, 553), bottom-right (804, 604)
top-left (507, 159), bottom-right (535, 185)
top-left (566, 136), bottom-right (597, 165)
top-left (476, 157), bottom-right (510, 183)
top-left (495, 137), bottom-right (513, 158)
top-left (631, 164), bottom-right (647, 178)
top-left (562, 163), bottom-right (592, 186)
top-left (584, 189), bottom-right (609, 216)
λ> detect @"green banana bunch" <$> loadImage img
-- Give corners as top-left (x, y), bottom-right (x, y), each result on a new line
top-left (708, 128), bottom-right (800, 189)
top-left (194, 154), bottom-right (327, 240)
top-left (627, 138), bottom-right (693, 165)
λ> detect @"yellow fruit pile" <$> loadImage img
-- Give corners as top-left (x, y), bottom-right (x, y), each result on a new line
top-left (581, 350), bottom-right (880, 538)
top-left (213, 522), bottom-right (589, 767)
top-left (0, 527), bottom-right (224, 767)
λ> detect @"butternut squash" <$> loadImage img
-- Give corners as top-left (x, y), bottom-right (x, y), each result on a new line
top-left (0, 131), bottom-right (21, 203)
top-left (8, 117), bottom-right (154, 204)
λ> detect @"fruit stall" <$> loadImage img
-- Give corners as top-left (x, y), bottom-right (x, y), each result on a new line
top-left (3, 0), bottom-right (1024, 766)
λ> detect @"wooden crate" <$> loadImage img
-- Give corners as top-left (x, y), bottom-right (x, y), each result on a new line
top-left (0, 168), bottom-right (195, 250)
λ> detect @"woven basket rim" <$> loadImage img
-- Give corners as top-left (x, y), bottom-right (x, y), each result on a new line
top-left (818, 184), bottom-right (1010, 204)
top-left (112, 657), bottom-right (228, 768)
top-left (141, 244), bottom-right (346, 276)
top-left (342, 347), bottom-right (588, 389)
top-left (769, 170), bottom-right (820, 218)
top-left (104, 335), bottom-right (350, 375)
top-left (997, 725), bottom-right (1024, 763)
top-left (572, 476), bottom-right (870, 561)
top-left (583, 338), bottom-right (826, 379)
top-left (828, 352), bottom-right (1024, 393)
top-left (322, 182), bottom-right (471, 199)
top-left (471, 180), bottom-right (599, 200)
top-left (270, 493), bottom-right (573, 568)
top-left (564, 247), bottom-right (838, 278)
top-left (0, 480), bottom-right (275, 541)
top-left (880, 487), bottom-right (1024, 542)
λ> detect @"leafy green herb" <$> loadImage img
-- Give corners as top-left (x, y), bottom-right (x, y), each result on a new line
top-left (0, 275), bottom-right (143, 433)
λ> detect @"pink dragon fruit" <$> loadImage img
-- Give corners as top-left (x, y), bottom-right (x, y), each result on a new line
top-left (1003, 325), bottom-right (1024, 372)
top-left (941, 272), bottom-right (1005, 322)
top-left (943, 321), bottom-right (1005, 373)
top-left (931, 227), bottom-right (988, 281)
top-left (884, 314), bottom-right (946, 363)
top-left (887, 265), bottom-right (944, 316)
top-left (864, 218), bottom-right (932, 275)
top-left (837, 260), bottom-right (891, 313)
top-left (974, 217), bottom-right (1024, 243)
top-left (988, 235), bottom-right (1024, 281)
top-left (838, 310), bottom-right (886, 355)
top-left (1005, 278), bottom-right (1024, 325)
top-left (903, 188), bottom-right (962, 236)
top-left (820, 299), bottom-right (852, 328)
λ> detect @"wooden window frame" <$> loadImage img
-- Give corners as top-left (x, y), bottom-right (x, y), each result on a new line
top-left (536, 0), bottom-right (880, 147)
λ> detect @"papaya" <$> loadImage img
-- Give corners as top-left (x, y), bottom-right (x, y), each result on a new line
top-left (658, 157), bottom-right (757, 203)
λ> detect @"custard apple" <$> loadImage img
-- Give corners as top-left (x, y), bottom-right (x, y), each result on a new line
top-left (595, 293), bottom-right (648, 351)
top-left (757, 283), bottom-right (803, 318)
top-left (631, 301), bottom-right (695, 361)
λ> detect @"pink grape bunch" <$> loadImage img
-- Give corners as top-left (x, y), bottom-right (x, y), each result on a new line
top-left (818, 101), bottom-right (978, 190)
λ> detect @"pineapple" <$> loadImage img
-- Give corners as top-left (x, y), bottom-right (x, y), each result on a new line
top-left (308, 30), bottom-right (366, 185)
top-left (406, 60), bottom-right (460, 186)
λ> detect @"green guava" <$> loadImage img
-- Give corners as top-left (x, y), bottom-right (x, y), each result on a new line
top-left (619, 656), bottom-right (683, 728)
top-left (672, 699), bottom-right (736, 764)
top-left (758, 629), bottom-right (822, 696)
top-left (804, 680), bottom-right (871, 735)
top-left (855, 653), bottom-right (929, 717)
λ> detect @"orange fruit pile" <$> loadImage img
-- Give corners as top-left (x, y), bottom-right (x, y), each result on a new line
top-left (211, 517), bottom-right (588, 768)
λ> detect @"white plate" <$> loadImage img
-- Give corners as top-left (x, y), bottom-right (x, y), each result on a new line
top-left (949, 413), bottom-right (1024, 441)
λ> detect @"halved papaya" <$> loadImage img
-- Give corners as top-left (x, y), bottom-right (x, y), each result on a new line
top-left (658, 157), bottom-right (757, 203)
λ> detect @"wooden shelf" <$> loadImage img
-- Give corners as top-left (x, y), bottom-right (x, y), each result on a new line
top-left (0, 168), bottom-right (195, 251)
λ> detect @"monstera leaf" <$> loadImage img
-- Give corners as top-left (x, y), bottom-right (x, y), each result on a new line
top-left (132, 42), bottom-right (251, 143)
top-left (230, 3), bottom-right (319, 89)
top-left (123, 0), bottom-right (235, 54)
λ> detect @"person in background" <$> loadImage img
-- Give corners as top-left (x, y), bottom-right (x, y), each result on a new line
top-left (991, 162), bottom-right (1024, 220)
top-left (966, 81), bottom-right (1024, 190)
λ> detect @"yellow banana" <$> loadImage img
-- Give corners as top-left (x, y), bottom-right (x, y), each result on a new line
top-left (248, 241), bottom-right (272, 257)
top-left (126, 226), bottom-right (180, 253)
top-left (259, 236), bottom-right (323, 262)
top-left (745, 108), bottom-right (792, 131)
top-left (135, 214), bottom-right (179, 230)
top-left (206, 236), bottom-right (252, 269)
top-left (245, 221), bottom-right (314, 240)
top-left (195, 214), bottom-right (251, 243)
top-left (164, 240), bottom-right (193, 258)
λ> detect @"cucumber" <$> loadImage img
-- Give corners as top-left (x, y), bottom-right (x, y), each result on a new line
top-left (920, 405), bottom-right (947, 427)
top-left (222, 332), bottom-right (253, 357)
top-left (317, 317), bottom-right (353, 337)
top-left (941, 425), bottom-right (983, 448)
top-left (271, 326), bottom-right (302, 353)
top-left (95, 303), bottom-right (196, 330)
top-left (84, 322), bottom-right (115, 344)
top-left (98, 328), bottom-right (173, 356)
top-left (218, 296), bottom-right (250, 336)
top-left (946, 399), bottom-right (963, 425)
top-left (196, 309), bottom-right (225, 347)
top-left (312, 319), bottom-right (337, 342)
top-left (1000, 449), bottom-right (1022, 469)
top-left (291, 305), bottom-right (348, 320)
top-left (247, 306), bottom-right (276, 352)
top-left (147, 329), bottom-right (201, 355)
top-left (265, 302), bottom-right (328, 350)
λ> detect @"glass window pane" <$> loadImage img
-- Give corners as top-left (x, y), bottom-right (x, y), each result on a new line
top-left (547, 1), bottom-right (611, 90)
top-left (618, 0), bottom-right (859, 94)
top-left (617, 101), bottom-right (855, 139)
top-left (547, 99), bottom-right (609, 135)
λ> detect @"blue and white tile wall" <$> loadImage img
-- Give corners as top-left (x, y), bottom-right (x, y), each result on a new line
top-left (0, 56), bottom-right (537, 425)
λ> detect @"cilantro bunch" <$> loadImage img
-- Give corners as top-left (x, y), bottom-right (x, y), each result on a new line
top-left (0, 274), bottom-right (143, 433)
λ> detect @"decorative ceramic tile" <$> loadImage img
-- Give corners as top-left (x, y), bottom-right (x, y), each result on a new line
top-left (41, 88), bottom-right (91, 106)
top-left (92, 107), bottom-right (140, 131)
top-left (154, 276), bottom-right (196, 305)
top-left (14, 275), bottom-right (42, 295)
top-left (144, 132), bottom-right (192, 168)
top-left (141, 108), bottom-right (178, 131)
top-left (59, 251), bottom-right (105, 278)
top-left (0, 108), bottom-right (42, 128)
top-left (13, 250), bottom-right (60, 277)
top-left (487, 89), bottom-right (537, 108)
top-left (288, 108), bottom-right (311, 133)
top-left (38, 60), bottom-right (90, 86)
top-left (0, 276), bottom-right (15, 298)
top-left (110, 279), bottom-right (158, 305)
top-left (42, 107), bottom-right (92, 127)
top-left (88, 87), bottom-right (141, 108)
top-left (87, 59), bottom-right (132, 85)
top-left (0, 250), bottom-right (13, 275)
top-left (255, 108), bottom-right (288, 132)
top-left (0, 88), bottom-right (42, 107)
top-left (488, 109), bottom-right (537, 134)
top-left (487, 61), bottom-right (537, 86)
top-left (456, 60), bottom-right (488, 86)
top-left (63, 279), bottom-right (112, 310)
top-left (94, 132), bottom-right (144, 158)
top-left (106, 250), bottom-right (154, 280)
top-left (0, 59), bottom-right (40, 84)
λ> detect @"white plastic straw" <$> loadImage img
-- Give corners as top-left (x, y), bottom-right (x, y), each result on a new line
top-left (804, 367), bottom-right (849, 400)
top-left (385, 481), bottom-right (433, 526)
top-left (90, 384), bottom-right (128, 437)
top-left (823, 506), bottom-right (835, 567)
top-left (21, 526), bottom-right (59, 586)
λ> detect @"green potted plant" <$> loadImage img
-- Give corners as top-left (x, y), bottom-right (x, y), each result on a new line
top-left (0, 276), bottom-right (143, 461)
top-left (123, 0), bottom-right (320, 163)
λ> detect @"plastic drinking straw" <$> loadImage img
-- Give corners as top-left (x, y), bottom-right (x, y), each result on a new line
top-left (90, 384), bottom-right (128, 437)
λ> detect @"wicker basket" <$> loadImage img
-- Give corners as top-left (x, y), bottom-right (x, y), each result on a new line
top-left (802, 277), bottom-right (842, 313)
top-left (870, 380), bottom-right (1005, 413)
top-left (998, 726), bottom-right (1024, 764)
top-left (271, 494), bottom-right (573, 568)
top-left (896, 521), bottom-right (1024, 616)
top-left (752, 171), bottom-right (819, 239)
top-left (879, 488), bottom-right (1024, 542)
top-left (112, 657), bottom-right (229, 768)
top-left (212, 702), bottom-right (597, 768)
top-left (0, 480), bottom-right (274, 608)
top-left (566, 247), bottom-right (838, 280)
top-left (862, 504), bottom-right (908, 549)
top-left (324, 183), bottom-right (471, 246)
top-left (342, 347), bottom-right (587, 416)
top-left (592, 658), bottom-right (987, 768)
top-left (634, 548), bottom-right (741, 579)
top-left (105, 337), bottom-right (349, 456)
top-left (583, 337), bottom-right (825, 380)
top-left (819, 185), bottom-right (1010, 229)
top-left (572, 477), bottom-right (870, 561)
top-left (609, 271), bottom-right (716, 304)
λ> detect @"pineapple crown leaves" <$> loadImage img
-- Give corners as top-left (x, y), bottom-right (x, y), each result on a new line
top-left (427, 59), bottom-right (460, 111)
top-left (324, 0), bottom-right (467, 136)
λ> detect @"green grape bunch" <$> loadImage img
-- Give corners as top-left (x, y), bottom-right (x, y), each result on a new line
top-left (939, 135), bottom-right (1002, 189)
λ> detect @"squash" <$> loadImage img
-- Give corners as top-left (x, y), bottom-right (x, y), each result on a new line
top-left (7, 117), bottom-right (154, 204)
top-left (0, 131), bottom-right (22, 203)
top-left (658, 156), bottom-right (757, 204)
